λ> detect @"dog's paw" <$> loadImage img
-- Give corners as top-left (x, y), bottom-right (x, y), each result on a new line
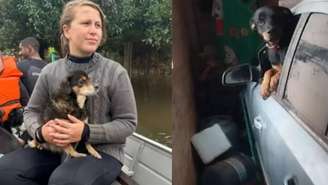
top-left (269, 65), bottom-right (282, 92)
top-left (28, 140), bottom-right (37, 148)
top-left (261, 69), bottom-right (273, 99)
top-left (269, 72), bottom-right (280, 92)
top-left (91, 152), bottom-right (102, 159)
top-left (28, 140), bottom-right (43, 150)
top-left (85, 144), bottom-right (102, 159)
top-left (70, 152), bottom-right (87, 158)
top-left (37, 145), bottom-right (44, 150)
top-left (260, 84), bottom-right (270, 99)
top-left (64, 146), bottom-right (87, 158)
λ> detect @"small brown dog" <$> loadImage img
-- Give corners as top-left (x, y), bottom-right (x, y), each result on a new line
top-left (250, 6), bottom-right (298, 98)
top-left (29, 70), bottom-right (101, 159)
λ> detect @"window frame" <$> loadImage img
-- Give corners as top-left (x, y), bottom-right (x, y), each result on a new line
top-left (278, 12), bottom-right (328, 149)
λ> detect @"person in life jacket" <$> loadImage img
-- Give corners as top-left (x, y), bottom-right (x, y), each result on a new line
top-left (0, 52), bottom-right (29, 132)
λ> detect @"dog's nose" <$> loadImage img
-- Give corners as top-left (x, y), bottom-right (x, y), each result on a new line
top-left (94, 85), bottom-right (99, 90)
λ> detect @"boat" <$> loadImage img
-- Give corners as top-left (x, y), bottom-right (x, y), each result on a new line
top-left (114, 133), bottom-right (172, 185)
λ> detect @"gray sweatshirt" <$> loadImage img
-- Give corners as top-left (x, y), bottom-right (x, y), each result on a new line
top-left (24, 53), bottom-right (137, 163)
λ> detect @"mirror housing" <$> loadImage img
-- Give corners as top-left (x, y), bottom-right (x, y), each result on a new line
top-left (221, 63), bottom-right (260, 86)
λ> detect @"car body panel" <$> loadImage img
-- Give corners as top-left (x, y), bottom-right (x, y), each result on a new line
top-left (244, 82), bottom-right (328, 185)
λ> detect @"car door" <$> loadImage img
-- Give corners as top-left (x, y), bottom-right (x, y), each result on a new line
top-left (245, 13), bottom-right (328, 185)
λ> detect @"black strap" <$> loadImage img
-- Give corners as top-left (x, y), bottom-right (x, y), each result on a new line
top-left (0, 99), bottom-right (20, 107)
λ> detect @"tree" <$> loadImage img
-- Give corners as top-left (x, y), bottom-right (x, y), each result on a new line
top-left (100, 0), bottom-right (172, 74)
top-left (0, 0), bottom-right (65, 52)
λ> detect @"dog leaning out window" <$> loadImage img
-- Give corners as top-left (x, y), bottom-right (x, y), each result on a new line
top-left (28, 70), bottom-right (102, 159)
top-left (250, 6), bottom-right (299, 99)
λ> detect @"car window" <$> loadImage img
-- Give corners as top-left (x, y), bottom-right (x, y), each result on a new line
top-left (283, 13), bottom-right (328, 138)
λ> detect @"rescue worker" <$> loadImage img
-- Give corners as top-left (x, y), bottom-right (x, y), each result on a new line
top-left (0, 52), bottom-right (29, 133)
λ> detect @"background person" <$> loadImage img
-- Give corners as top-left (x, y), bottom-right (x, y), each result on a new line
top-left (17, 37), bottom-right (48, 96)
top-left (0, 52), bottom-right (29, 134)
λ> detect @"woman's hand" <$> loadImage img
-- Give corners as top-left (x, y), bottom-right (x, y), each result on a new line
top-left (50, 114), bottom-right (85, 146)
top-left (41, 120), bottom-right (66, 147)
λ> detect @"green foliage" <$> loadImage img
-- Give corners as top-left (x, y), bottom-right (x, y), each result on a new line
top-left (0, 0), bottom-right (66, 50)
top-left (0, 0), bottom-right (171, 60)
top-left (143, 0), bottom-right (171, 49)
top-left (99, 0), bottom-right (172, 64)
top-left (16, 0), bottom-right (65, 46)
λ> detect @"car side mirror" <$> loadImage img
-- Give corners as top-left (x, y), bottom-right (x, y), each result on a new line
top-left (221, 63), bottom-right (260, 86)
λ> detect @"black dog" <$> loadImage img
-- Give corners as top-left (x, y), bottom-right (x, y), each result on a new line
top-left (29, 70), bottom-right (101, 159)
top-left (250, 6), bottom-right (298, 98)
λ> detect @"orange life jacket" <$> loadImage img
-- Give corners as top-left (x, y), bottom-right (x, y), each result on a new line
top-left (0, 56), bottom-right (22, 123)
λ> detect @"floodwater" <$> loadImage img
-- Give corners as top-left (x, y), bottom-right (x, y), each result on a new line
top-left (131, 73), bottom-right (172, 147)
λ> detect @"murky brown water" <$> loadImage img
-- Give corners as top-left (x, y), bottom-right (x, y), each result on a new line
top-left (131, 74), bottom-right (172, 147)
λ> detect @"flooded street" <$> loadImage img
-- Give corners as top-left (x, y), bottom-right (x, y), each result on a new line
top-left (131, 73), bottom-right (172, 147)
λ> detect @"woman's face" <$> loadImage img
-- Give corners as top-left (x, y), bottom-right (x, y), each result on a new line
top-left (63, 5), bottom-right (103, 57)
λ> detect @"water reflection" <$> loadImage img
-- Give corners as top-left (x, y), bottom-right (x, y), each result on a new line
top-left (131, 73), bottom-right (172, 147)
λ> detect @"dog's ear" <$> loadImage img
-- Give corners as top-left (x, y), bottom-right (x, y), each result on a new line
top-left (59, 79), bottom-right (72, 95)
top-left (280, 7), bottom-right (292, 16)
top-left (277, 6), bottom-right (293, 22)
top-left (250, 18), bottom-right (257, 31)
top-left (250, 7), bottom-right (262, 32)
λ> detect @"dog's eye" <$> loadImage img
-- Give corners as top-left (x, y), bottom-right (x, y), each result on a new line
top-left (258, 20), bottom-right (265, 26)
top-left (78, 79), bottom-right (85, 86)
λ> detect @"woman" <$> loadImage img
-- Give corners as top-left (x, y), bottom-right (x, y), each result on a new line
top-left (0, 1), bottom-right (137, 185)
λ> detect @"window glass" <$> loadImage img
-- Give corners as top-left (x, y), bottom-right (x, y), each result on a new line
top-left (284, 14), bottom-right (328, 136)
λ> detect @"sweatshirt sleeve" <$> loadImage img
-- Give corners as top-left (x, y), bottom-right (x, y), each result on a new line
top-left (88, 68), bottom-right (137, 144)
top-left (23, 70), bottom-right (49, 138)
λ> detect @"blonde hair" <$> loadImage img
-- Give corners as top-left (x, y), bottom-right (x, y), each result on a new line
top-left (59, 0), bottom-right (107, 56)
